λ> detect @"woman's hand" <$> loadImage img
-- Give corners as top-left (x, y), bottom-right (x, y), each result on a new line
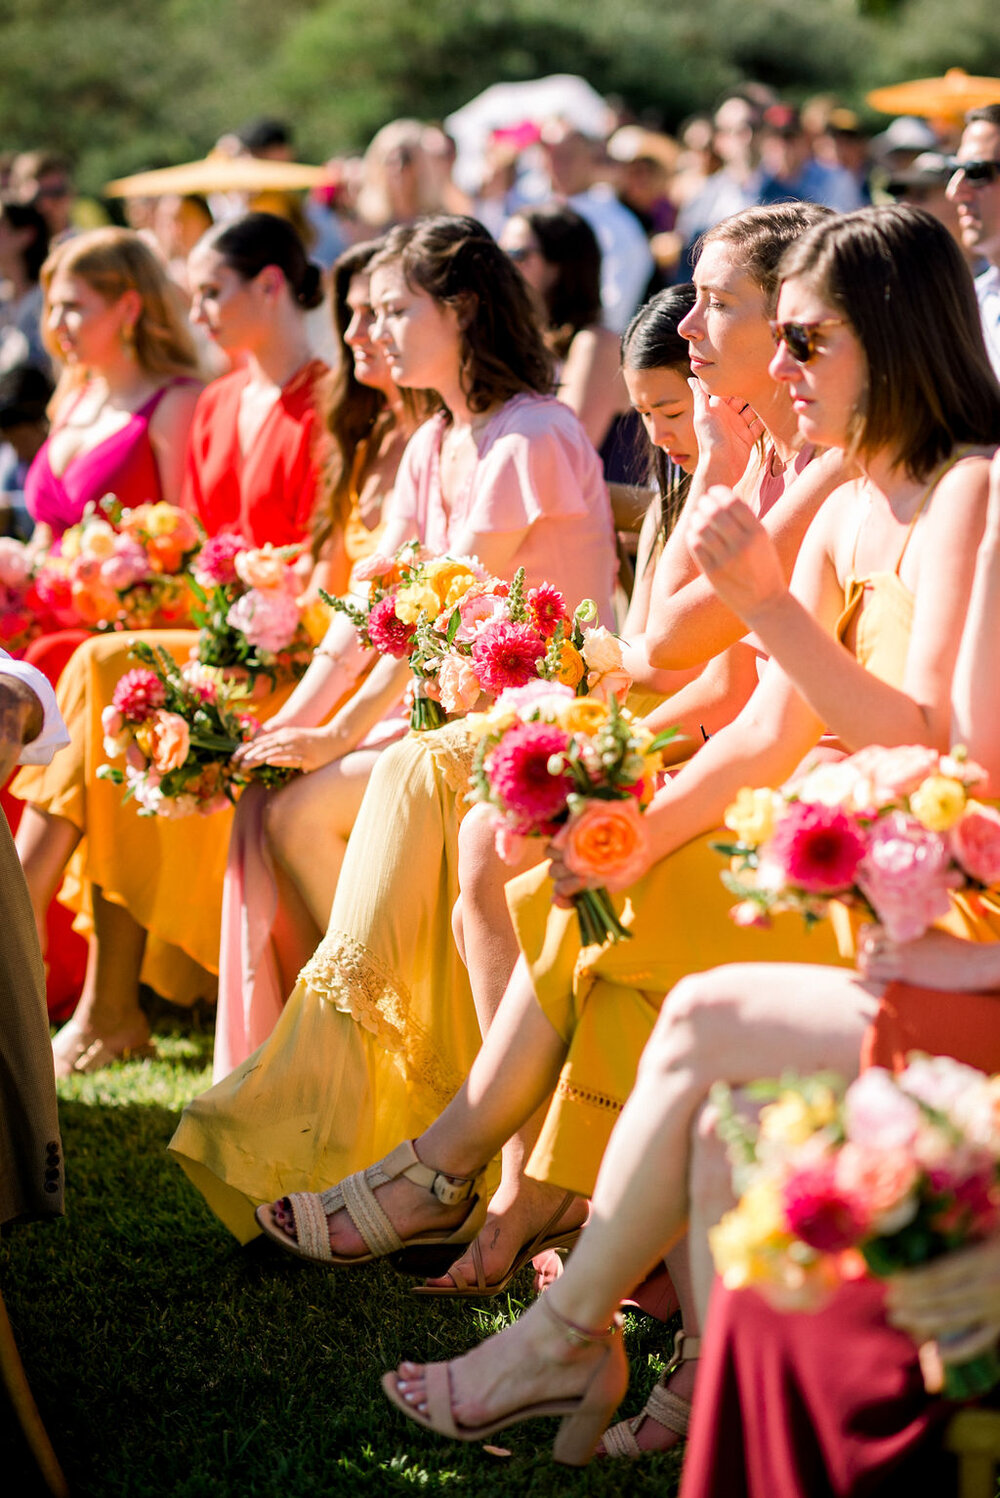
top-left (687, 485), bottom-right (789, 623)
top-left (545, 831), bottom-right (655, 906)
top-left (886, 1233), bottom-right (1000, 1363)
top-left (690, 381), bottom-right (765, 490)
top-left (857, 925), bottom-right (1000, 991)
top-left (232, 724), bottom-right (343, 774)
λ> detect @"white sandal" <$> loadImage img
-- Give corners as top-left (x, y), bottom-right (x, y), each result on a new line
top-left (254, 1139), bottom-right (486, 1268)
top-left (600, 1328), bottom-right (700, 1458)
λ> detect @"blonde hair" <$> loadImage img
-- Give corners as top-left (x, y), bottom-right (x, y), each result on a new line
top-left (41, 227), bottom-right (201, 387)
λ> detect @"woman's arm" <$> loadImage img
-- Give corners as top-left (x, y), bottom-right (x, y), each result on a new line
top-left (689, 459), bottom-right (990, 753)
top-left (952, 449), bottom-right (1000, 793)
top-left (644, 446), bottom-right (846, 670)
top-left (641, 641), bottom-right (763, 763)
top-left (148, 382), bottom-right (203, 507)
top-left (557, 326), bottom-right (627, 451)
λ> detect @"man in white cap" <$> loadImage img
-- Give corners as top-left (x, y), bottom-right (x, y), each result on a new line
top-left (948, 104), bottom-right (1000, 379)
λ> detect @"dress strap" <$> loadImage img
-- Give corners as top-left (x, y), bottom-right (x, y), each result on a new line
top-left (893, 448), bottom-right (967, 575)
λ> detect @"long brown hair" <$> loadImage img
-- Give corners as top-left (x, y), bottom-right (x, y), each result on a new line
top-left (370, 214), bottom-right (554, 415)
top-left (779, 204), bottom-right (1000, 478)
top-left (312, 239), bottom-right (437, 555)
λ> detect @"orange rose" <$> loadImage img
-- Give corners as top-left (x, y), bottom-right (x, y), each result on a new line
top-left (553, 642), bottom-right (585, 688)
top-left (552, 798), bottom-right (649, 889)
top-left (147, 710), bottom-right (191, 774)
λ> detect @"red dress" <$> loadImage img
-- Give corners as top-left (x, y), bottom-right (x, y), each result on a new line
top-left (181, 361), bottom-right (326, 545)
top-left (681, 983), bottom-right (1000, 1498)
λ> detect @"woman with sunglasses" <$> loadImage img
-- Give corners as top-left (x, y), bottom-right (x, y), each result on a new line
top-left (171, 204), bottom-right (852, 1250)
top-left (365, 204), bottom-right (999, 1465)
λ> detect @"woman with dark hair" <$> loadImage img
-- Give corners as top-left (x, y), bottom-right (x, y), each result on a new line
top-left (363, 204), bottom-right (999, 1463)
top-left (500, 204), bottom-right (626, 450)
top-left (0, 199), bottom-right (51, 375)
top-left (211, 237), bottom-right (437, 1073)
top-left (170, 211), bottom-right (617, 1220)
top-left (12, 212), bottom-right (331, 1075)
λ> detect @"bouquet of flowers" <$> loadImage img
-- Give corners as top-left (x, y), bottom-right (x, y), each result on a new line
top-left (0, 536), bottom-right (42, 652)
top-left (97, 641), bottom-right (295, 817)
top-left (325, 542), bottom-right (630, 731)
top-left (709, 1058), bottom-right (1000, 1399)
top-left (33, 497), bottom-right (203, 631)
top-left (191, 535), bottom-right (313, 687)
top-left (715, 745), bottom-right (996, 941)
top-left (468, 683), bottom-right (675, 946)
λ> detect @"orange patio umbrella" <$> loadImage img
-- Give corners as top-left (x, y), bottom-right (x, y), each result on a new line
top-left (867, 68), bottom-right (1000, 121)
top-left (105, 154), bottom-right (334, 198)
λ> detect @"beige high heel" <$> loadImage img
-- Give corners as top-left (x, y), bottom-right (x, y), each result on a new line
top-left (381, 1294), bottom-right (628, 1467)
top-left (599, 1327), bottom-right (700, 1457)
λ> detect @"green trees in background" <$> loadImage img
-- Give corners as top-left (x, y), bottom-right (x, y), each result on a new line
top-left (0, 0), bottom-right (997, 194)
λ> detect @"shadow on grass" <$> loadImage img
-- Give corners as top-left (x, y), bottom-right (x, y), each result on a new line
top-left (1, 1072), bottom-right (683, 1497)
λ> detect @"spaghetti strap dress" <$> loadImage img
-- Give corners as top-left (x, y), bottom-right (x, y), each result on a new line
top-left (10, 362), bottom-right (328, 1006)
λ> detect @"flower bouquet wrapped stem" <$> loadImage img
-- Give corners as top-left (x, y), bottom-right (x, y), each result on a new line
top-left (710, 1057), bottom-right (1000, 1400)
top-left (469, 684), bottom-right (676, 947)
top-left (97, 641), bottom-right (296, 817)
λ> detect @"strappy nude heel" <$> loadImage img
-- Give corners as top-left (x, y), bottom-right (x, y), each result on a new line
top-left (381, 1295), bottom-right (628, 1467)
top-left (410, 1190), bottom-right (585, 1297)
top-left (599, 1327), bottom-right (699, 1458)
top-left (254, 1139), bottom-right (486, 1267)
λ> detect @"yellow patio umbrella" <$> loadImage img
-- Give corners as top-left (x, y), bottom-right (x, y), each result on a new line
top-left (867, 68), bottom-right (1000, 121)
top-left (105, 154), bottom-right (334, 198)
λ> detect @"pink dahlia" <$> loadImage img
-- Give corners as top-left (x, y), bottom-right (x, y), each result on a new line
top-left (768, 801), bottom-right (868, 894)
top-left (367, 595), bottom-right (417, 658)
top-left (486, 721), bottom-right (574, 827)
top-left (471, 620), bottom-right (545, 695)
top-left (527, 583), bottom-right (568, 639)
top-left (782, 1161), bottom-right (870, 1252)
top-left (857, 811), bottom-right (960, 943)
top-left (112, 669), bottom-right (166, 723)
top-left (194, 532), bottom-right (249, 588)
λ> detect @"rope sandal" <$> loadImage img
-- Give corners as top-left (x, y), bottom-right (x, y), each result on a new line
top-left (599, 1328), bottom-right (700, 1458)
top-left (254, 1139), bottom-right (486, 1268)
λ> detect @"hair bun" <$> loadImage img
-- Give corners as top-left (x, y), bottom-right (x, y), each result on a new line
top-left (297, 262), bottom-right (324, 311)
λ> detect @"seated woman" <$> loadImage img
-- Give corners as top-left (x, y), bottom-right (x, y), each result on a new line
top-left (364, 209), bottom-right (1000, 1465)
top-left (25, 227), bottom-right (202, 539)
top-left (12, 213), bottom-right (329, 1075)
top-left (170, 204), bottom-right (847, 1245)
top-left (211, 213), bottom-right (618, 1071)
top-left (498, 202), bottom-right (628, 453)
top-left (212, 235), bottom-right (436, 1072)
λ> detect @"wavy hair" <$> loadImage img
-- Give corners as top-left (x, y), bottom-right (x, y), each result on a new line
top-left (778, 204), bottom-right (1000, 478)
top-left (41, 227), bottom-right (200, 384)
top-left (370, 214), bottom-right (554, 414)
top-left (312, 238), bottom-right (438, 555)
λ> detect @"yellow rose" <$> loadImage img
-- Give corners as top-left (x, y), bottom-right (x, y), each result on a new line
top-left (558, 698), bottom-right (610, 735)
top-left (552, 641), bottom-right (585, 688)
top-left (909, 774), bottom-right (967, 831)
top-left (724, 786), bottom-right (779, 846)
top-left (393, 582), bottom-right (442, 624)
top-left (300, 596), bottom-right (334, 645)
top-left (759, 1093), bottom-right (820, 1147)
top-left (442, 575), bottom-right (480, 612)
top-left (143, 502), bottom-right (182, 538)
top-left (708, 1182), bottom-right (787, 1287)
top-left (422, 559), bottom-right (478, 607)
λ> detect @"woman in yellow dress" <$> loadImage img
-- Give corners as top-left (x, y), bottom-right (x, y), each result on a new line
top-left (170, 205), bottom-right (849, 1249)
top-left (247, 207), bottom-right (998, 1331)
top-left (12, 223), bottom-right (417, 1075)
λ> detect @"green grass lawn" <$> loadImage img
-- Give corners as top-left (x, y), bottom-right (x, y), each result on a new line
top-left (1, 1016), bottom-right (684, 1497)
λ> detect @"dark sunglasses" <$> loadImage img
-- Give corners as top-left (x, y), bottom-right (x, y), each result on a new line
top-left (769, 318), bottom-right (845, 364)
top-left (948, 158), bottom-right (1000, 188)
top-left (505, 245), bottom-right (539, 263)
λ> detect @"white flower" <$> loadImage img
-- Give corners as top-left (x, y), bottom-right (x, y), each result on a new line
top-left (580, 625), bottom-right (624, 676)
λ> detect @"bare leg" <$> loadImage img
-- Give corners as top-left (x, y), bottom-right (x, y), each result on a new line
top-left (14, 805), bottom-right (81, 953)
top-left (390, 962), bottom-right (880, 1429)
top-left (275, 956), bottom-right (572, 1260)
top-left (264, 748), bottom-right (383, 932)
top-left (52, 886), bottom-right (150, 1077)
top-left (424, 808), bottom-right (583, 1288)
